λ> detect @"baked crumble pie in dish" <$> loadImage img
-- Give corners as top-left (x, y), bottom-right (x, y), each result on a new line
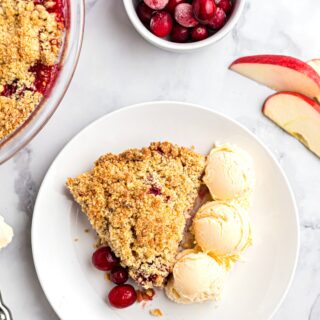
top-left (0, 0), bottom-right (84, 164)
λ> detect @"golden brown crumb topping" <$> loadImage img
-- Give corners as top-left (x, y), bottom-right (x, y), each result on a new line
top-left (149, 309), bottom-right (163, 317)
top-left (67, 142), bottom-right (205, 288)
top-left (0, 0), bottom-right (64, 140)
top-left (136, 288), bottom-right (155, 302)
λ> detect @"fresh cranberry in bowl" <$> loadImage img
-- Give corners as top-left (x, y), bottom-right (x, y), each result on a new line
top-left (192, 0), bottom-right (216, 24)
top-left (110, 266), bottom-right (129, 285)
top-left (215, 0), bottom-right (233, 14)
top-left (165, 0), bottom-right (186, 14)
top-left (191, 25), bottom-right (209, 41)
top-left (174, 3), bottom-right (199, 28)
top-left (92, 246), bottom-right (119, 271)
top-left (150, 11), bottom-right (173, 37)
top-left (144, 0), bottom-right (169, 10)
top-left (171, 24), bottom-right (189, 42)
top-left (208, 7), bottom-right (227, 30)
top-left (137, 2), bottom-right (154, 24)
top-left (108, 284), bottom-right (137, 308)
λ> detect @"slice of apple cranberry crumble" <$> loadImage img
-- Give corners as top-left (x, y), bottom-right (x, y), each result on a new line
top-left (66, 142), bottom-right (205, 288)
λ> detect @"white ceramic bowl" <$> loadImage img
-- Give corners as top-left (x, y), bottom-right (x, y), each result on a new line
top-left (123, 0), bottom-right (246, 52)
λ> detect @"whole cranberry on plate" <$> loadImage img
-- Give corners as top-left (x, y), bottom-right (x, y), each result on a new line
top-left (150, 11), bottom-right (173, 37)
top-left (92, 246), bottom-right (119, 271)
top-left (110, 266), bottom-right (129, 285)
top-left (193, 0), bottom-right (216, 24)
top-left (108, 284), bottom-right (137, 309)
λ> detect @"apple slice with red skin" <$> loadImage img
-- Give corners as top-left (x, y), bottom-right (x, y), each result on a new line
top-left (307, 59), bottom-right (320, 76)
top-left (263, 91), bottom-right (320, 158)
top-left (230, 55), bottom-right (320, 100)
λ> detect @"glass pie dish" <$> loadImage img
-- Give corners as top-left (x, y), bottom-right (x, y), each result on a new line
top-left (0, 0), bottom-right (85, 164)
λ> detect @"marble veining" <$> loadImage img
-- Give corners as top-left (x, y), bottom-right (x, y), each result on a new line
top-left (0, 0), bottom-right (320, 319)
top-left (13, 148), bottom-right (37, 217)
top-left (85, 0), bottom-right (99, 13)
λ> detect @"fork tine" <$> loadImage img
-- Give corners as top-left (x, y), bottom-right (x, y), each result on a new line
top-left (0, 291), bottom-right (13, 320)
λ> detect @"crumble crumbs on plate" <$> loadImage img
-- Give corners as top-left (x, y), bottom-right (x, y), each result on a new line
top-left (149, 308), bottom-right (163, 317)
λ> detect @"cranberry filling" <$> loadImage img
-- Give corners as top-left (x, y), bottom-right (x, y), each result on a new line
top-left (148, 185), bottom-right (162, 196)
top-left (29, 63), bottom-right (59, 95)
top-left (33, 0), bottom-right (65, 23)
top-left (27, 1), bottom-right (65, 96)
top-left (1, 83), bottom-right (18, 97)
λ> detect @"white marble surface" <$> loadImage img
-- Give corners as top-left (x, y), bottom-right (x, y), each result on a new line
top-left (0, 0), bottom-right (320, 319)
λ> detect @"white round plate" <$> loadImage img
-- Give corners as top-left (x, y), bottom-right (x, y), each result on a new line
top-left (32, 101), bottom-right (299, 320)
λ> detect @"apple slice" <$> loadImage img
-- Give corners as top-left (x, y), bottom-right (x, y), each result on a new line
top-left (230, 55), bottom-right (320, 100)
top-left (307, 59), bottom-right (320, 76)
top-left (263, 91), bottom-right (320, 158)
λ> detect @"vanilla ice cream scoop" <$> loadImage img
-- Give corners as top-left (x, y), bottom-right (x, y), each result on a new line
top-left (165, 250), bottom-right (226, 304)
top-left (0, 216), bottom-right (13, 250)
top-left (203, 144), bottom-right (254, 201)
top-left (193, 201), bottom-right (251, 262)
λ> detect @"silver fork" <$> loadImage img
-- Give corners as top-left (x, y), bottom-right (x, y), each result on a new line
top-left (0, 292), bottom-right (12, 320)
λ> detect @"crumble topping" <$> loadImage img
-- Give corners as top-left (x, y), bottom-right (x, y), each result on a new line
top-left (136, 288), bottom-right (155, 302)
top-left (0, 0), bottom-right (64, 140)
top-left (149, 309), bottom-right (163, 317)
top-left (67, 142), bottom-right (205, 288)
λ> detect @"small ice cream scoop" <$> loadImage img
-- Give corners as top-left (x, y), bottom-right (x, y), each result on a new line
top-left (165, 250), bottom-right (226, 304)
top-left (193, 201), bottom-right (251, 264)
top-left (203, 144), bottom-right (255, 202)
top-left (0, 216), bottom-right (13, 250)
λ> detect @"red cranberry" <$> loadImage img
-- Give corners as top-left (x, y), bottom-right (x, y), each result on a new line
top-left (171, 25), bottom-right (189, 42)
top-left (192, 0), bottom-right (216, 24)
top-left (215, 0), bottom-right (232, 14)
top-left (166, 0), bottom-right (186, 14)
top-left (174, 3), bottom-right (199, 28)
top-left (191, 25), bottom-right (208, 41)
top-left (137, 2), bottom-right (154, 24)
top-left (108, 284), bottom-right (137, 308)
top-left (1, 83), bottom-right (17, 97)
top-left (150, 11), bottom-right (173, 38)
top-left (29, 63), bottom-right (59, 95)
top-left (144, 0), bottom-right (169, 10)
top-left (92, 246), bottom-right (119, 271)
top-left (148, 185), bottom-right (162, 195)
top-left (110, 266), bottom-right (129, 285)
top-left (208, 7), bottom-right (226, 29)
top-left (38, 0), bottom-right (64, 23)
